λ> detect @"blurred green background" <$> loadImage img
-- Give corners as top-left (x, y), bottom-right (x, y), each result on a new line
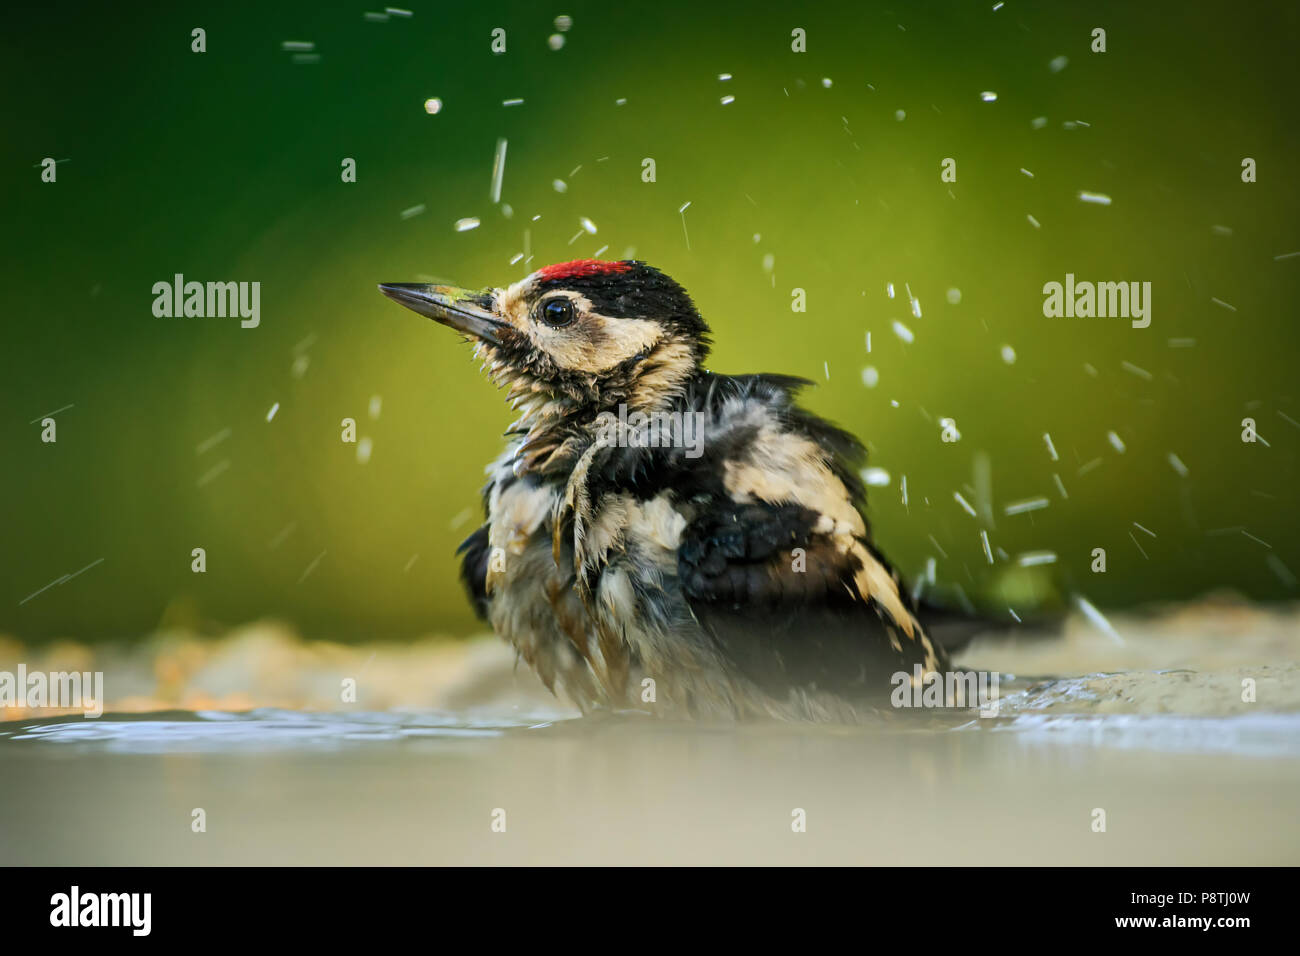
top-left (4, 0), bottom-right (1299, 644)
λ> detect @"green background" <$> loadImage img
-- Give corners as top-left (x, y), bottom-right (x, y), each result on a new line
top-left (4, 1), bottom-right (1299, 643)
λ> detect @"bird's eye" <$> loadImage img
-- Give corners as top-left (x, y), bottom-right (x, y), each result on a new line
top-left (539, 298), bottom-right (576, 328)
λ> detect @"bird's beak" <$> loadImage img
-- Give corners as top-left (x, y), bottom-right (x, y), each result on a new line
top-left (377, 283), bottom-right (507, 345)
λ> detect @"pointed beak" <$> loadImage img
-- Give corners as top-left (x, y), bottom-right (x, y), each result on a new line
top-left (377, 283), bottom-right (507, 345)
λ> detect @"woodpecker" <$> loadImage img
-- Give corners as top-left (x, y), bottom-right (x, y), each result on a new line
top-left (380, 260), bottom-right (966, 722)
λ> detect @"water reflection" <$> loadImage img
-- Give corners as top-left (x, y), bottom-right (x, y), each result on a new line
top-left (4, 703), bottom-right (1299, 758)
top-left (0, 708), bottom-right (568, 753)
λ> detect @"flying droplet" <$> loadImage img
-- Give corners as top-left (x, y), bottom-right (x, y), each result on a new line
top-left (861, 467), bottom-right (890, 487)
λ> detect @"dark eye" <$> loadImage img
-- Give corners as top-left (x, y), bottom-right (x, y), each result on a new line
top-left (540, 298), bottom-right (576, 328)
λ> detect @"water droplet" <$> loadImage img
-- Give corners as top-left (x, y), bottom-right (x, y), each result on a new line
top-left (861, 467), bottom-right (890, 486)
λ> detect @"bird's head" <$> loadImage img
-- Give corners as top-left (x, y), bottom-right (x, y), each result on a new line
top-left (379, 260), bottom-right (710, 413)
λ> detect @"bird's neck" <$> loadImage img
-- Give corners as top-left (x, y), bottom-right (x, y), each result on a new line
top-left (506, 344), bottom-right (703, 479)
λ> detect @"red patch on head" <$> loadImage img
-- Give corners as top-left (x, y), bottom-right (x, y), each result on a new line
top-left (536, 259), bottom-right (632, 283)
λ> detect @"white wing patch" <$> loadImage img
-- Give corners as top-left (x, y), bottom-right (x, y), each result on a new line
top-left (722, 420), bottom-right (937, 668)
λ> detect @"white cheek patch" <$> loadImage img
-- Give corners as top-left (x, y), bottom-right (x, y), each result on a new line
top-left (586, 316), bottom-right (662, 371)
top-left (531, 295), bottom-right (663, 373)
top-left (499, 281), bottom-right (663, 373)
top-left (540, 312), bottom-right (662, 373)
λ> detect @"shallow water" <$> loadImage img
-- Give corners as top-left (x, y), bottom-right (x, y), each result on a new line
top-left (3, 598), bottom-right (1298, 865)
top-left (2, 703), bottom-right (1297, 866)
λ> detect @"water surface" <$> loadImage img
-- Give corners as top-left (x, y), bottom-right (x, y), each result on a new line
top-left (3, 702), bottom-right (1296, 865)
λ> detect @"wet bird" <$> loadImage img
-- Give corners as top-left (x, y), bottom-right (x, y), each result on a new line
top-left (380, 260), bottom-right (971, 721)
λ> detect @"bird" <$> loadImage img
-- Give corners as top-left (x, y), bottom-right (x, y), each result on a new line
top-left (379, 259), bottom-right (977, 722)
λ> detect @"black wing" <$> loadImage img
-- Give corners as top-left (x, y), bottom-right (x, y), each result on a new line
top-left (677, 498), bottom-right (945, 701)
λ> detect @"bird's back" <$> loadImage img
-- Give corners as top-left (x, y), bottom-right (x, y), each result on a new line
top-left (465, 370), bottom-right (950, 721)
